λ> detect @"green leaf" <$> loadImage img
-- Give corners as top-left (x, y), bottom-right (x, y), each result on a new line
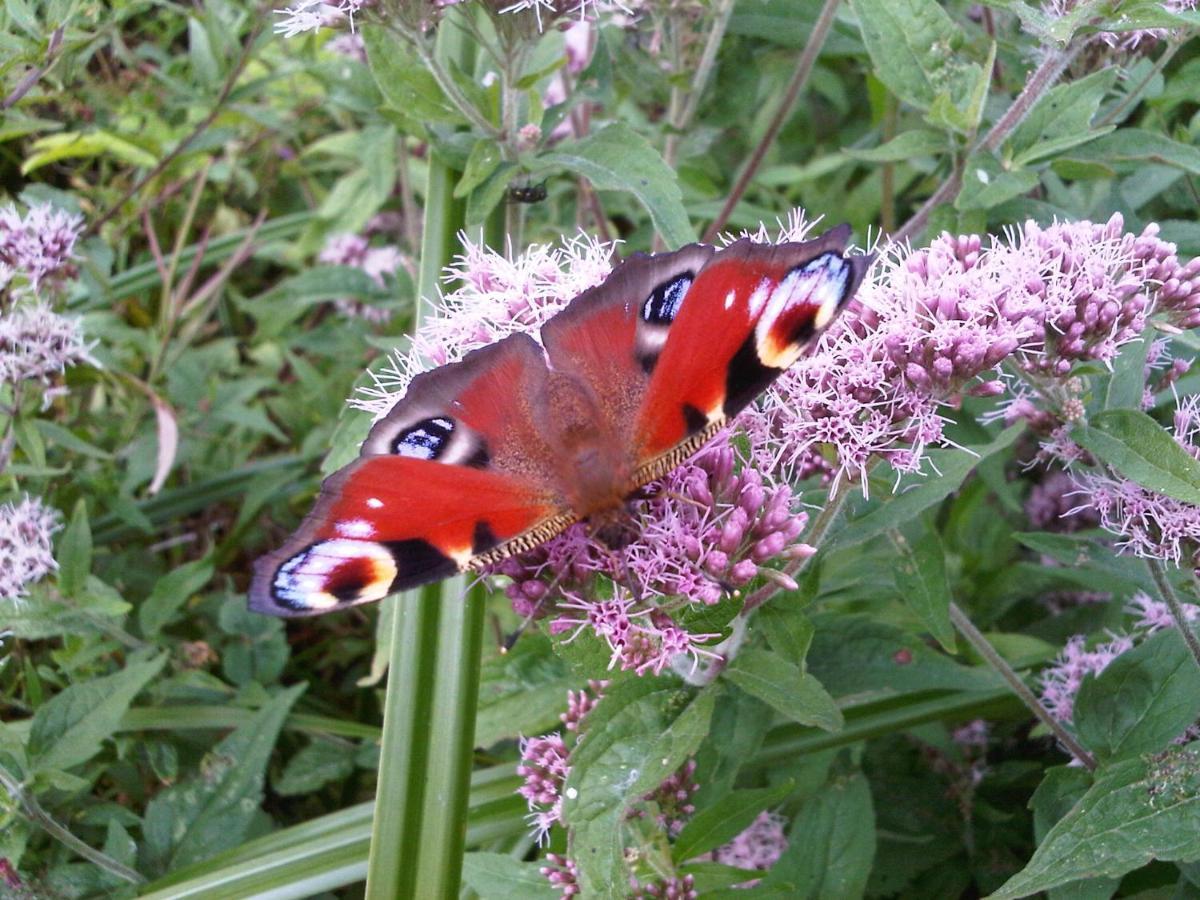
top-left (1064, 128), bottom-right (1200, 176)
top-left (475, 634), bottom-right (575, 747)
top-left (724, 649), bottom-right (843, 732)
top-left (138, 559), bottom-right (213, 639)
top-left (1074, 627), bottom-right (1200, 763)
top-left (843, 129), bottom-right (948, 162)
top-left (363, 26), bottom-right (467, 125)
top-left (990, 744), bottom-right (1200, 899)
top-left (805, 614), bottom-right (1001, 701)
top-left (955, 151), bottom-right (1040, 210)
top-left (275, 739), bottom-right (356, 796)
top-left (465, 161), bottom-right (516, 227)
top-left (1072, 409), bottom-right (1200, 505)
top-left (565, 684), bottom-right (715, 894)
top-left (22, 130), bottom-right (157, 174)
top-left (757, 604), bottom-right (815, 667)
top-left (852, 0), bottom-right (982, 116)
top-left (29, 653), bottom-right (167, 772)
top-left (461, 853), bottom-right (560, 900)
top-left (831, 424), bottom-right (1023, 550)
top-left (1008, 69), bottom-right (1117, 167)
top-left (539, 123), bottom-right (694, 248)
top-left (761, 772), bottom-right (876, 897)
top-left (673, 780), bottom-right (795, 861)
top-left (55, 499), bottom-right (91, 599)
top-left (890, 525), bottom-right (956, 653)
top-left (141, 685), bottom-right (305, 874)
top-left (455, 138), bottom-right (503, 199)
top-left (1104, 335), bottom-right (1150, 411)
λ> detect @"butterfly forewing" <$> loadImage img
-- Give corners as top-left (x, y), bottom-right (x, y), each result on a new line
top-left (631, 226), bottom-right (870, 480)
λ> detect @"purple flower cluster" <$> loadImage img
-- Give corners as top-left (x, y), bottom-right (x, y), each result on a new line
top-left (540, 854), bottom-right (579, 897)
top-left (0, 496), bottom-right (60, 603)
top-left (317, 230), bottom-right (406, 324)
top-left (274, 0), bottom-right (367, 38)
top-left (0, 304), bottom-right (91, 388)
top-left (1044, 0), bottom-right (1198, 50)
top-left (1040, 632), bottom-right (1136, 724)
top-left (0, 203), bottom-right (82, 292)
top-left (1025, 469), bottom-right (1100, 533)
top-left (767, 213), bottom-right (1197, 487)
top-left (1055, 396), bottom-right (1200, 566)
top-left (710, 810), bottom-right (789, 885)
top-left (519, 682), bottom-right (702, 893)
top-left (629, 874), bottom-right (697, 900)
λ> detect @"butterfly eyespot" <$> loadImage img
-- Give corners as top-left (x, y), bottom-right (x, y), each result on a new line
top-left (272, 540), bottom-right (398, 612)
top-left (392, 416), bottom-right (455, 459)
top-left (641, 273), bottom-right (695, 326)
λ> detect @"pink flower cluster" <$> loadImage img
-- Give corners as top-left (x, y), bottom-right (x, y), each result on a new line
top-left (1041, 590), bottom-right (1200, 732)
top-left (1040, 632), bottom-right (1136, 724)
top-left (0, 496), bottom-right (60, 603)
top-left (1044, 0), bottom-right (1198, 50)
top-left (0, 304), bottom-right (91, 387)
top-left (0, 203), bottom-right (82, 292)
top-left (519, 682), bottom-right (701, 895)
top-left (318, 230), bottom-right (406, 324)
top-left (711, 810), bottom-right (789, 884)
top-left (764, 213), bottom-right (1193, 487)
top-left (1056, 396), bottom-right (1200, 566)
top-left (273, 0), bottom-right (367, 38)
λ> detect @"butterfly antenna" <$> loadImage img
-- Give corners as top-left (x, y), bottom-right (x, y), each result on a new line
top-left (617, 549), bottom-right (645, 606)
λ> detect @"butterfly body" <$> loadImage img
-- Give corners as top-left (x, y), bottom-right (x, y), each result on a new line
top-left (251, 226), bottom-right (870, 617)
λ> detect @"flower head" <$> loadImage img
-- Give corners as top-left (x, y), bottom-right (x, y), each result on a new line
top-left (1040, 632), bottom-right (1135, 724)
top-left (0, 304), bottom-right (92, 386)
top-left (711, 810), bottom-right (789, 879)
top-left (317, 231), bottom-right (406, 323)
top-left (274, 0), bottom-right (367, 38)
top-left (0, 496), bottom-right (61, 603)
top-left (0, 203), bottom-right (82, 291)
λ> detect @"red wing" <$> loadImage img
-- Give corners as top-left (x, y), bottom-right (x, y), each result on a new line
top-left (249, 457), bottom-right (572, 617)
top-left (252, 332), bottom-right (575, 617)
top-left (539, 244), bottom-right (715, 444)
top-left (633, 225), bottom-right (871, 473)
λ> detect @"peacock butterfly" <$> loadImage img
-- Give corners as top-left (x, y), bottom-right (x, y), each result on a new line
top-left (249, 225), bottom-right (871, 617)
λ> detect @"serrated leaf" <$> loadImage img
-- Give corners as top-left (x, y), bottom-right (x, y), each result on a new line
top-left (1074, 627), bottom-right (1200, 763)
top-left (461, 853), bottom-right (560, 900)
top-left (757, 604), bottom-right (815, 667)
top-left (138, 559), bottom-right (213, 639)
top-left (724, 649), bottom-right (842, 732)
top-left (1064, 128), bottom-right (1200, 176)
top-left (363, 26), bottom-right (467, 125)
top-left (890, 525), bottom-right (956, 653)
top-left (673, 781), bottom-right (795, 861)
top-left (761, 772), bottom-right (876, 897)
top-left (852, 0), bottom-right (981, 114)
top-left (1072, 409), bottom-right (1200, 505)
top-left (1008, 69), bottom-right (1117, 166)
top-left (564, 684), bottom-right (715, 894)
top-left (55, 499), bottom-right (91, 599)
top-left (539, 123), bottom-right (694, 248)
top-left (29, 654), bottom-right (167, 772)
top-left (141, 684), bottom-right (305, 875)
top-left (990, 744), bottom-right (1200, 899)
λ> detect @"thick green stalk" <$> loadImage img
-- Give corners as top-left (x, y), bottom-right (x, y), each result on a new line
top-left (364, 25), bottom-right (486, 899)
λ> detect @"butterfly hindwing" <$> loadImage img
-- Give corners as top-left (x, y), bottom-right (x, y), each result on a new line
top-left (632, 225), bottom-right (870, 478)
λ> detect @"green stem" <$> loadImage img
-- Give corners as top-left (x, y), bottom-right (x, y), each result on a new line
top-left (364, 25), bottom-right (485, 900)
top-left (947, 602), bottom-right (1097, 771)
top-left (1148, 557), bottom-right (1200, 671)
top-left (0, 765), bottom-right (145, 885)
top-left (703, 0), bottom-right (843, 242)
